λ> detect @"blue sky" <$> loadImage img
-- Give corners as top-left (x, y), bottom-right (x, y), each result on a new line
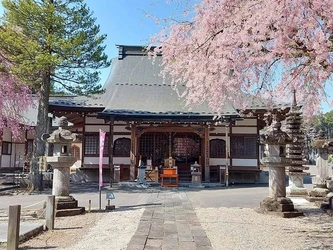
top-left (85, 0), bottom-right (186, 86)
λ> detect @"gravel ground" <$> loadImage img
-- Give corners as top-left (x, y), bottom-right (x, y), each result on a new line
top-left (1, 189), bottom-right (333, 250)
top-left (3, 205), bottom-right (331, 250)
top-left (0, 208), bottom-right (144, 250)
top-left (196, 207), bottom-right (333, 250)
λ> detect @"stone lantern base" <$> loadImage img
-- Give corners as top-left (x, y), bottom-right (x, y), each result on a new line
top-left (55, 196), bottom-right (85, 217)
top-left (259, 197), bottom-right (304, 218)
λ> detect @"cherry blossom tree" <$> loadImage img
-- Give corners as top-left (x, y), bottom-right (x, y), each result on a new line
top-left (0, 55), bottom-right (33, 138)
top-left (152, 0), bottom-right (333, 117)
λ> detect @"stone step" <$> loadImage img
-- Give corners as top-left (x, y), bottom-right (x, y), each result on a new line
top-left (55, 207), bottom-right (85, 217)
top-left (280, 210), bottom-right (304, 218)
top-left (56, 200), bottom-right (78, 210)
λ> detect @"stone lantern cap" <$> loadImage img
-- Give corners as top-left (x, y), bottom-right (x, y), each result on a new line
top-left (42, 116), bottom-right (82, 144)
top-left (42, 116), bottom-right (82, 156)
top-left (260, 121), bottom-right (292, 145)
top-left (191, 161), bottom-right (201, 173)
top-left (312, 129), bottom-right (333, 150)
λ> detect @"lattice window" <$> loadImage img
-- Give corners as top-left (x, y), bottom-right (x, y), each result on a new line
top-left (210, 139), bottom-right (226, 158)
top-left (113, 138), bottom-right (131, 156)
top-left (173, 134), bottom-right (201, 163)
top-left (244, 137), bottom-right (257, 158)
top-left (140, 134), bottom-right (165, 165)
top-left (84, 134), bottom-right (109, 156)
top-left (231, 136), bottom-right (257, 159)
top-left (153, 133), bottom-right (169, 165)
top-left (140, 133), bottom-right (201, 165)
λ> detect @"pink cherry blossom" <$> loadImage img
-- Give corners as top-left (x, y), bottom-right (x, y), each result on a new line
top-left (0, 57), bottom-right (34, 138)
top-left (152, 0), bottom-right (333, 117)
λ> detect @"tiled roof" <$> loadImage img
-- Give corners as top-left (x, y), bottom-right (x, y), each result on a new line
top-left (49, 45), bottom-right (293, 121)
top-left (49, 95), bottom-right (104, 108)
top-left (98, 55), bottom-right (239, 120)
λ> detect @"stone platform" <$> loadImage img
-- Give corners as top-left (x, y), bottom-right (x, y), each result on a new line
top-left (55, 196), bottom-right (85, 217)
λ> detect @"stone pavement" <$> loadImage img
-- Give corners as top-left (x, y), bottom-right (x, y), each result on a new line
top-left (126, 190), bottom-right (213, 250)
top-left (0, 223), bottom-right (44, 245)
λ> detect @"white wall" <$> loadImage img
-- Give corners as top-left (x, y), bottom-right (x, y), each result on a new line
top-left (84, 157), bottom-right (108, 165)
top-left (232, 127), bottom-right (257, 134)
top-left (209, 158), bottom-right (258, 167)
top-left (1, 155), bottom-right (10, 167)
top-left (236, 118), bottom-right (257, 126)
top-left (114, 126), bottom-right (131, 133)
top-left (232, 159), bottom-right (258, 166)
top-left (209, 158), bottom-right (229, 166)
top-left (83, 156), bottom-right (130, 165)
top-left (85, 125), bottom-right (109, 133)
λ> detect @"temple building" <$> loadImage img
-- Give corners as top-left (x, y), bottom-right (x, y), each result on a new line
top-left (1, 45), bottom-right (292, 184)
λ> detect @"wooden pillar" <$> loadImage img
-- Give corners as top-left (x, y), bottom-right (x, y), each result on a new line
top-left (168, 132), bottom-right (172, 157)
top-left (229, 123), bottom-right (233, 168)
top-left (81, 113), bottom-right (86, 166)
top-left (130, 124), bottom-right (137, 181)
top-left (109, 120), bottom-right (114, 186)
top-left (204, 125), bottom-right (210, 182)
top-left (7, 205), bottom-right (21, 250)
top-left (0, 130), bottom-right (3, 169)
top-left (225, 125), bottom-right (229, 188)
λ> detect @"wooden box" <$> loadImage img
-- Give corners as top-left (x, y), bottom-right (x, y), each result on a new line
top-left (163, 168), bottom-right (176, 175)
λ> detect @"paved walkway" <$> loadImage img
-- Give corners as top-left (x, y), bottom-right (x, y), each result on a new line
top-left (126, 190), bottom-right (213, 250)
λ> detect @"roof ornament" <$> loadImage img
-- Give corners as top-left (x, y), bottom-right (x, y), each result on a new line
top-left (292, 89), bottom-right (297, 107)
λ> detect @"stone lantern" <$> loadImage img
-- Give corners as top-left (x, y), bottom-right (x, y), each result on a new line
top-left (260, 120), bottom-right (303, 217)
top-left (191, 161), bottom-right (202, 185)
top-left (308, 130), bottom-right (333, 201)
top-left (42, 116), bottom-right (84, 216)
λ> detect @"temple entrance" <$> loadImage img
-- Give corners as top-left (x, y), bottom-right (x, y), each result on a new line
top-left (139, 132), bottom-right (202, 182)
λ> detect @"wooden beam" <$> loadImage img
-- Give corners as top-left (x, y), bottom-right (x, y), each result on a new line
top-left (82, 113), bottom-right (86, 165)
top-left (130, 125), bottom-right (136, 181)
top-left (135, 125), bottom-right (205, 135)
top-left (109, 120), bottom-right (114, 187)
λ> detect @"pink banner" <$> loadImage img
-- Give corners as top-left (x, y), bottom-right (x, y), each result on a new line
top-left (99, 130), bottom-right (106, 187)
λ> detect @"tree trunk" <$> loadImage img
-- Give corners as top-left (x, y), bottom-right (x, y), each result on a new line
top-left (30, 72), bottom-right (51, 191)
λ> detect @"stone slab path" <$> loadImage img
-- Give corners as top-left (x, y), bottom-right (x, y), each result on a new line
top-left (126, 190), bottom-right (213, 250)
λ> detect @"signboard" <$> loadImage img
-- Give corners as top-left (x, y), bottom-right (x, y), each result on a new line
top-left (106, 192), bottom-right (115, 200)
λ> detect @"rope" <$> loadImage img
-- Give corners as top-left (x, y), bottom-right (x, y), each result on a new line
top-left (22, 200), bottom-right (45, 209)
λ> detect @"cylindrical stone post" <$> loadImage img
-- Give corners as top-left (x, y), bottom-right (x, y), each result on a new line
top-left (269, 166), bottom-right (286, 198)
top-left (52, 166), bottom-right (70, 196)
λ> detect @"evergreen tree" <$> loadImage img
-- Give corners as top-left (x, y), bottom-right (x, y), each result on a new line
top-left (0, 0), bottom-right (110, 190)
